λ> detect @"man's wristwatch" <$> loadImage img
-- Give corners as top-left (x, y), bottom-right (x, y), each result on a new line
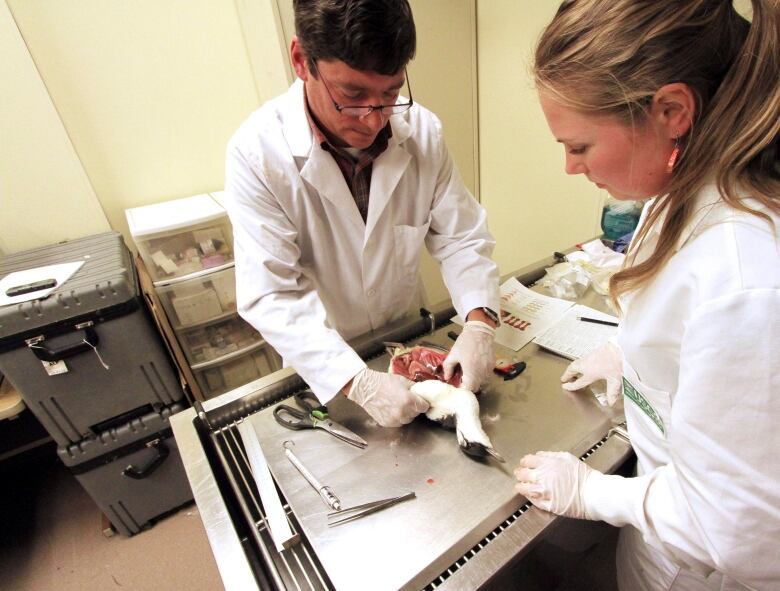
top-left (474, 307), bottom-right (500, 325)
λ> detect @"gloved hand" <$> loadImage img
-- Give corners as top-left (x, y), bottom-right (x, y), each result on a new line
top-left (514, 451), bottom-right (595, 519)
top-left (560, 341), bottom-right (623, 405)
top-left (515, 451), bottom-right (649, 530)
top-left (347, 368), bottom-right (429, 427)
top-left (443, 320), bottom-right (496, 392)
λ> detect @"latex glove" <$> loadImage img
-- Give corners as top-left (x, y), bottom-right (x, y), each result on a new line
top-left (514, 451), bottom-right (595, 519)
top-left (443, 320), bottom-right (496, 392)
top-left (560, 341), bottom-right (623, 405)
top-left (515, 451), bottom-right (651, 530)
top-left (347, 368), bottom-right (429, 427)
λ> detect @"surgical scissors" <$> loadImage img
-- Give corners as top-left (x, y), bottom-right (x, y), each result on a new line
top-left (273, 390), bottom-right (368, 449)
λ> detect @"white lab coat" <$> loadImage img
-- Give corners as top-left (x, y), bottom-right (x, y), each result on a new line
top-left (611, 185), bottom-right (780, 590)
top-left (223, 80), bottom-right (499, 403)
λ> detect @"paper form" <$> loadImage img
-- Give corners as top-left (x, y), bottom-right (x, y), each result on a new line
top-left (532, 304), bottom-right (618, 360)
top-left (0, 261), bottom-right (85, 306)
top-left (453, 278), bottom-right (574, 351)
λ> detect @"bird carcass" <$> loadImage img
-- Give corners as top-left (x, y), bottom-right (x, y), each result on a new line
top-left (387, 342), bottom-right (504, 462)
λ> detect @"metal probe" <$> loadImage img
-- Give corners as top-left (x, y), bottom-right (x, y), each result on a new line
top-left (282, 441), bottom-right (341, 511)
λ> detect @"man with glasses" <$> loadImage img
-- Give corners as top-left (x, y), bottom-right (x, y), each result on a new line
top-left (224, 0), bottom-right (500, 427)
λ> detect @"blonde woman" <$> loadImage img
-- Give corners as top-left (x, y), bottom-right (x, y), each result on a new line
top-left (514, 1), bottom-right (779, 589)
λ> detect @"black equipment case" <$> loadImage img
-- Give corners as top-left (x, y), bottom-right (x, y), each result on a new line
top-left (0, 232), bottom-right (184, 446)
top-left (57, 403), bottom-right (192, 536)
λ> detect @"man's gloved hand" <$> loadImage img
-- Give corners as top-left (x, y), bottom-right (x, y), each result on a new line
top-left (514, 451), bottom-right (596, 519)
top-left (560, 341), bottom-right (623, 405)
top-left (347, 368), bottom-right (429, 427)
top-left (443, 320), bottom-right (496, 392)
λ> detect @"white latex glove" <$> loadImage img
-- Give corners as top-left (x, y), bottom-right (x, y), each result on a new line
top-left (513, 451), bottom-right (595, 519)
top-left (443, 320), bottom-right (496, 392)
top-left (560, 341), bottom-right (623, 405)
top-left (515, 451), bottom-right (651, 529)
top-left (347, 368), bottom-right (429, 427)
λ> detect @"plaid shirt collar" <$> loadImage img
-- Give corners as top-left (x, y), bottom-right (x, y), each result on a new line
top-left (303, 86), bottom-right (392, 162)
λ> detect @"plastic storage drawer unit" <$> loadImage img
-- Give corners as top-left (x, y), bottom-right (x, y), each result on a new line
top-left (155, 265), bottom-right (238, 329)
top-left (126, 194), bottom-right (234, 285)
top-left (57, 403), bottom-right (192, 536)
top-left (0, 232), bottom-right (184, 446)
top-left (178, 315), bottom-right (264, 365)
top-left (194, 345), bottom-right (282, 398)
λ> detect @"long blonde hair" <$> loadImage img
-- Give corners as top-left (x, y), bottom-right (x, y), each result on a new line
top-left (534, 0), bottom-right (780, 301)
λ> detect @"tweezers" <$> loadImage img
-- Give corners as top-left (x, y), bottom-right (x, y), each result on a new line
top-left (326, 491), bottom-right (416, 526)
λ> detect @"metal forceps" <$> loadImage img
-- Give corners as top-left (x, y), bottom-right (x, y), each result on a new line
top-left (273, 390), bottom-right (367, 449)
top-left (327, 492), bottom-right (417, 526)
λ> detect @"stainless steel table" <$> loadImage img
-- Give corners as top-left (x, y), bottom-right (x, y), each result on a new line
top-left (172, 259), bottom-right (632, 591)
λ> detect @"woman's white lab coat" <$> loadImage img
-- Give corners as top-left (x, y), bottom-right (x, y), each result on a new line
top-left (613, 185), bottom-right (780, 590)
top-left (223, 80), bottom-right (499, 402)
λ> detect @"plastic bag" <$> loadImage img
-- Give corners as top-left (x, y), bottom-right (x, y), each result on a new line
top-left (546, 240), bottom-right (625, 297)
top-left (541, 262), bottom-right (590, 300)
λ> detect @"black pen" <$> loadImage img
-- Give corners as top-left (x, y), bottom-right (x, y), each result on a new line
top-left (577, 316), bottom-right (619, 327)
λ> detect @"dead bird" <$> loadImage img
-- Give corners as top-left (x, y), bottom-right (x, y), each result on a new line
top-left (387, 343), bottom-right (505, 463)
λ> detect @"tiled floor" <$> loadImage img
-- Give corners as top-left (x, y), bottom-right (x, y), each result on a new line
top-left (0, 448), bottom-right (222, 591)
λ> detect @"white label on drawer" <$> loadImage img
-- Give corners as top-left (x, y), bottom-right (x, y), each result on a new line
top-left (151, 250), bottom-right (179, 274)
top-left (42, 359), bottom-right (68, 376)
top-left (209, 273), bottom-right (236, 310)
top-left (172, 287), bottom-right (223, 325)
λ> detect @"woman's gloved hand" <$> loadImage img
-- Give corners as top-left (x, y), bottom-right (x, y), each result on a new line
top-left (514, 451), bottom-right (595, 519)
top-left (514, 451), bottom-right (649, 530)
top-left (347, 368), bottom-right (429, 427)
top-left (443, 320), bottom-right (496, 392)
top-left (560, 341), bottom-right (623, 405)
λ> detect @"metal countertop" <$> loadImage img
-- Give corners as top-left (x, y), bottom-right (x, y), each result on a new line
top-left (172, 275), bottom-right (632, 591)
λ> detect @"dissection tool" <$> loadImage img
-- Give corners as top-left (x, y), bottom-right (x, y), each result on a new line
top-left (327, 492), bottom-right (417, 526)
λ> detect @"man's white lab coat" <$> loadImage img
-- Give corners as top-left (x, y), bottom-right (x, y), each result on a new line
top-left (613, 185), bottom-right (780, 590)
top-left (224, 80), bottom-right (500, 403)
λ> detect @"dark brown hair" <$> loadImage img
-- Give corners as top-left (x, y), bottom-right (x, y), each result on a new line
top-left (293, 0), bottom-right (416, 76)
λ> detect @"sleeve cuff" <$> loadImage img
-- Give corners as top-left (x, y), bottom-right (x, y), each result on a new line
top-left (583, 470), bottom-right (653, 528)
top-left (305, 349), bottom-right (366, 405)
top-left (455, 290), bottom-right (501, 324)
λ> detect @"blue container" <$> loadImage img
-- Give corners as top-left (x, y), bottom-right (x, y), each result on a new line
top-left (601, 200), bottom-right (642, 241)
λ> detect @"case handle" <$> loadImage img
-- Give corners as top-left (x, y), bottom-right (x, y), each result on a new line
top-left (122, 438), bottom-right (170, 480)
top-left (26, 321), bottom-right (100, 362)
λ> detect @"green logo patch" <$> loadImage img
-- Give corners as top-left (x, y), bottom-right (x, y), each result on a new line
top-left (622, 377), bottom-right (666, 435)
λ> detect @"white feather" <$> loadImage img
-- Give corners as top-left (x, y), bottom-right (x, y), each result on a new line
top-left (410, 381), bottom-right (494, 449)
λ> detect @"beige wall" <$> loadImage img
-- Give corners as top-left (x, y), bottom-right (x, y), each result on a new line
top-left (5, 0), bottom-right (287, 248)
top-left (0, 1), bottom-right (110, 254)
top-left (409, 0), bottom-right (479, 304)
top-left (477, 1), bottom-right (606, 275)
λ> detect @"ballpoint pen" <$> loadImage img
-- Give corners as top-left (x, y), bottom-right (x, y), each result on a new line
top-left (577, 316), bottom-right (619, 327)
top-left (283, 441), bottom-right (341, 511)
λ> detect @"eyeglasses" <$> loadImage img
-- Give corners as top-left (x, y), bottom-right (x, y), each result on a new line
top-left (313, 64), bottom-right (413, 118)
